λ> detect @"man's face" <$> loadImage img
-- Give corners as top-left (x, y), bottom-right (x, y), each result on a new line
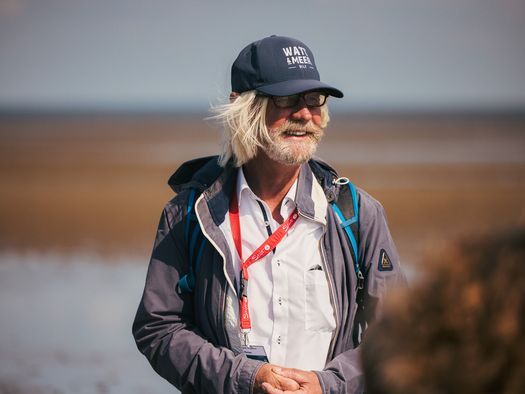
top-left (263, 93), bottom-right (325, 166)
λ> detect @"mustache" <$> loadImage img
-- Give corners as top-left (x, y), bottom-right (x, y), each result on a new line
top-left (272, 120), bottom-right (324, 136)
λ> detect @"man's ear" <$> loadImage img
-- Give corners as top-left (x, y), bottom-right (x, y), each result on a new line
top-left (229, 92), bottom-right (239, 103)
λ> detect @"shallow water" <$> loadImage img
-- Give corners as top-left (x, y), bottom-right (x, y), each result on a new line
top-left (0, 253), bottom-right (176, 394)
top-left (0, 251), bottom-right (422, 393)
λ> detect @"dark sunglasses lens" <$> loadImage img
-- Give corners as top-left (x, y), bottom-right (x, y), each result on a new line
top-left (271, 92), bottom-right (328, 108)
top-left (304, 92), bottom-right (327, 107)
top-left (273, 95), bottom-right (300, 108)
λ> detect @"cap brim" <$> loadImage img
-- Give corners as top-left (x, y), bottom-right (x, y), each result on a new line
top-left (256, 79), bottom-right (344, 98)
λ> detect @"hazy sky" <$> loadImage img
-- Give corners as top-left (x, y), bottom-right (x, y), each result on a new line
top-left (1, 0), bottom-right (524, 112)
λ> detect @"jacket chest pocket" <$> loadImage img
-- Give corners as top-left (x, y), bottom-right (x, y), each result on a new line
top-left (304, 268), bottom-right (336, 332)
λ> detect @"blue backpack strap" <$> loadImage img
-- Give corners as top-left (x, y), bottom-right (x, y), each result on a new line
top-left (331, 178), bottom-right (370, 345)
top-left (331, 180), bottom-right (363, 289)
top-left (178, 189), bottom-right (206, 293)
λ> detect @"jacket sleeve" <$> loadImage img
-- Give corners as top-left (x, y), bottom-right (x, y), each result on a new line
top-left (132, 203), bottom-right (263, 394)
top-left (316, 189), bottom-right (406, 393)
top-left (356, 189), bottom-right (407, 318)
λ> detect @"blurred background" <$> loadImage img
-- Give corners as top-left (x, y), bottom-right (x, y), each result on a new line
top-left (1, 0), bottom-right (524, 393)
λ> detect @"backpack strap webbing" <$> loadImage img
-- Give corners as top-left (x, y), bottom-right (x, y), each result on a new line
top-left (331, 181), bottom-right (370, 345)
top-left (178, 189), bottom-right (207, 293)
top-left (331, 181), bottom-right (364, 289)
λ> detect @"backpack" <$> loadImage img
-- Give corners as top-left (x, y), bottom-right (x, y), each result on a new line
top-left (177, 177), bottom-right (367, 345)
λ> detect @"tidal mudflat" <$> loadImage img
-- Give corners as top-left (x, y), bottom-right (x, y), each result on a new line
top-left (0, 113), bottom-right (524, 392)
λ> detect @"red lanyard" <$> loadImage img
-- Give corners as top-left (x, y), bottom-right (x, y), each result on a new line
top-left (229, 188), bottom-right (299, 333)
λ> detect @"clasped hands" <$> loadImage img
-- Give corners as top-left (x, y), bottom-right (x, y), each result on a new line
top-left (253, 363), bottom-right (322, 394)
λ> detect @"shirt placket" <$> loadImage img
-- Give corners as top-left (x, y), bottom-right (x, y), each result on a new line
top-left (270, 246), bottom-right (289, 364)
top-left (268, 197), bottom-right (295, 364)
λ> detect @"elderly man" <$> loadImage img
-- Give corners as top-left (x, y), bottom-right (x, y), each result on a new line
top-left (133, 35), bottom-right (405, 394)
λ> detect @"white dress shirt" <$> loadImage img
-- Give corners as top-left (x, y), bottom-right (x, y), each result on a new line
top-left (219, 168), bottom-right (336, 371)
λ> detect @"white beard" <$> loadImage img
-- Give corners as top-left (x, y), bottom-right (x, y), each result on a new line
top-left (264, 121), bottom-right (324, 166)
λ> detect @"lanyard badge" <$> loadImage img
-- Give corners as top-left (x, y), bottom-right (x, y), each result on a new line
top-left (229, 187), bottom-right (299, 348)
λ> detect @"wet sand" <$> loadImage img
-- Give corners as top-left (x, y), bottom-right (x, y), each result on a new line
top-left (1, 114), bottom-right (524, 261)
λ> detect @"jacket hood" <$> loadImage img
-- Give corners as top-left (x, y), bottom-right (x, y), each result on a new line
top-left (168, 155), bottom-right (224, 193)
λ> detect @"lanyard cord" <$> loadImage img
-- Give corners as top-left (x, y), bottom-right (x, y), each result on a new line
top-left (229, 189), bottom-right (299, 335)
top-left (256, 199), bottom-right (273, 239)
top-left (256, 200), bottom-right (275, 256)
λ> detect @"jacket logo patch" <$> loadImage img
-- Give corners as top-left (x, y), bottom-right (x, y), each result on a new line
top-left (378, 249), bottom-right (393, 271)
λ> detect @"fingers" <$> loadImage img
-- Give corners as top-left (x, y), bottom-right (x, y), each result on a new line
top-left (272, 367), bottom-right (308, 384)
top-left (273, 368), bottom-right (322, 394)
top-left (261, 382), bottom-right (304, 394)
top-left (261, 382), bottom-right (283, 394)
top-left (254, 363), bottom-right (302, 394)
top-left (275, 374), bottom-right (300, 390)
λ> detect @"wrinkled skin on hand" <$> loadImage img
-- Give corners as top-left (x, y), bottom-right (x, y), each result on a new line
top-left (261, 367), bottom-right (322, 394)
top-left (253, 364), bottom-right (301, 394)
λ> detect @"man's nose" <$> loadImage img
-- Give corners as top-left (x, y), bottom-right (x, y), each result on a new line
top-left (290, 102), bottom-right (313, 122)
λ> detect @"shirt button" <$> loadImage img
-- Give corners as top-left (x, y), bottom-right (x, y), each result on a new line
top-left (277, 336), bottom-right (281, 344)
top-left (278, 297), bottom-right (282, 305)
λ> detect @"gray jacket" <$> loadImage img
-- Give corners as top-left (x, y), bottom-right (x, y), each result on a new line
top-left (132, 156), bottom-right (405, 394)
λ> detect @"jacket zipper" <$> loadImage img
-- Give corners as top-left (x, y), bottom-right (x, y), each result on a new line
top-left (195, 194), bottom-right (238, 349)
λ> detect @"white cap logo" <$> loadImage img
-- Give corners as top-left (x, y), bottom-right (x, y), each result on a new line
top-left (282, 46), bottom-right (314, 70)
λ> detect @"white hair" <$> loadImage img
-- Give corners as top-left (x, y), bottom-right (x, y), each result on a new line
top-left (210, 90), bottom-right (330, 167)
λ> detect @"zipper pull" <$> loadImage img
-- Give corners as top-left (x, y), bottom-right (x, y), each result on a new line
top-left (357, 271), bottom-right (365, 290)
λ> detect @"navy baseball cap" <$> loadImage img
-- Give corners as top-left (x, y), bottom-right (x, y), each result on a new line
top-left (231, 35), bottom-right (344, 98)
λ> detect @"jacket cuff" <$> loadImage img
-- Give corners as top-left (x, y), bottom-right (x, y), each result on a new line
top-left (315, 370), bottom-right (342, 394)
top-left (236, 358), bottom-right (265, 394)
top-left (315, 369), bottom-right (364, 394)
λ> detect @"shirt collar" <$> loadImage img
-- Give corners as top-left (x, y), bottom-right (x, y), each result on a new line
top-left (280, 178), bottom-right (298, 215)
top-left (237, 166), bottom-right (257, 205)
top-left (237, 166), bottom-right (298, 205)
top-left (200, 160), bottom-right (329, 227)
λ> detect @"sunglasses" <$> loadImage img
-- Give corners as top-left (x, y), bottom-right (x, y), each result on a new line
top-left (264, 92), bottom-right (328, 109)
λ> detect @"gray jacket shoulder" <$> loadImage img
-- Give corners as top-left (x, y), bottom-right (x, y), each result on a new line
top-left (355, 186), bottom-right (406, 298)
